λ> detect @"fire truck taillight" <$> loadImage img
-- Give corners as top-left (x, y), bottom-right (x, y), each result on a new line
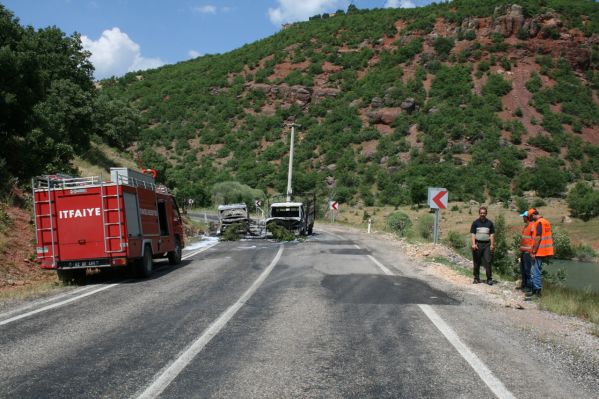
top-left (111, 258), bottom-right (127, 266)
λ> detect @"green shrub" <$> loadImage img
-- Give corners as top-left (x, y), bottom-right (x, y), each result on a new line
top-left (387, 211), bottom-right (412, 237)
top-left (572, 243), bottom-right (597, 261)
top-left (526, 73), bottom-right (542, 93)
top-left (532, 198), bottom-right (547, 207)
top-left (478, 60), bottom-right (490, 72)
top-left (515, 196), bottom-right (529, 213)
top-left (527, 135), bottom-right (560, 153)
top-left (463, 30), bottom-right (476, 41)
top-left (445, 230), bottom-right (466, 250)
top-left (482, 74), bottom-right (512, 97)
top-left (267, 224), bottom-right (296, 241)
top-left (416, 214), bottom-right (434, 240)
top-left (517, 28), bottom-right (529, 40)
top-left (542, 269), bottom-right (567, 286)
top-left (553, 229), bottom-right (574, 259)
top-left (0, 204), bottom-right (12, 234)
top-left (221, 223), bottom-right (243, 241)
top-left (541, 26), bottom-right (561, 40)
top-left (492, 214), bottom-right (516, 278)
top-left (433, 37), bottom-right (455, 60)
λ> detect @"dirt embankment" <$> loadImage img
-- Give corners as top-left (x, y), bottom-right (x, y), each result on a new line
top-left (0, 199), bottom-right (54, 292)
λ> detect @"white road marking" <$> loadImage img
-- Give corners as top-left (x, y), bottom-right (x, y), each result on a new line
top-left (354, 244), bottom-right (361, 249)
top-left (367, 255), bottom-right (394, 276)
top-left (0, 285), bottom-right (94, 321)
top-left (137, 244), bottom-right (285, 399)
top-left (418, 304), bottom-right (516, 399)
top-left (0, 283), bottom-right (119, 326)
top-left (182, 241), bottom-right (219, 260)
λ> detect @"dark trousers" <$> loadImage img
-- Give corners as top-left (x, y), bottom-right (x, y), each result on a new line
top-left (520, 252), bottom-right (532, 289)
top-left (472, 241), bottom-right (492, 281)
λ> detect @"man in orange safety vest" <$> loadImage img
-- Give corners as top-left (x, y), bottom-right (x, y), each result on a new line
top-left (518, 210), bottom-right (534, 293)
top-left (526, 208), bottom-right (554, 298)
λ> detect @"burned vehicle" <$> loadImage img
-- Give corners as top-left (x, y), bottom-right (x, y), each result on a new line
top-left (217, 203), bottom-right (249, 235)
top-left (266, 194), bottom-right (315, 236)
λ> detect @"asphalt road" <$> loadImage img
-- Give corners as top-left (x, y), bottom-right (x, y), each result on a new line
top-left (0, 227), bottom-right (595, 398)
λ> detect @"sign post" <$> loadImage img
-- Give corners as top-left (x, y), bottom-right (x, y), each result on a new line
top-left (329, 201), bottom-right (338, 223)
top-left (255, 199), bottom-right (264, 219)
top-left (428, 188), bottom-right (448, 244)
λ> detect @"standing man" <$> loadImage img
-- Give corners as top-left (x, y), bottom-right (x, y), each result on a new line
top-left (527, 208), bottom-right (554, 298)
top-left (470, 206), bottom-right (495, 285)
top-left (518, 210), bottom-right (534, 293)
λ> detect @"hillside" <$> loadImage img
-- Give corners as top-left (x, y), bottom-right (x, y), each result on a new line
top-left (99, 0), bottom-right (599, 208)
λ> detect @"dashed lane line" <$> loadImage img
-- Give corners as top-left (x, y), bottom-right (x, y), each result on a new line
top-left (136, 244), bottom-right (285, 399)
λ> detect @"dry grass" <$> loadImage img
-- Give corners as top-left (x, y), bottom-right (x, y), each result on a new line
top-left (333, 199), bottom-right (599, 250)
top-left (538, 283), bottom-right (599, 326)
top-left (73, 142), bottom-right (138, 178)
top-left (0, 279), bottom-right (61, 302)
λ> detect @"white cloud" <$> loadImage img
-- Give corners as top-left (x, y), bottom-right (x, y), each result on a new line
top-left (188, 49), bottom-right (202, 58)
top-left (194, 4), bottom-right (217, 14)
top-left (268, 0), bottom-right (345, 25)
top-left (81, 27), bottom-right (164, 79)
top-left (384, 0), bottom-right (416, 8)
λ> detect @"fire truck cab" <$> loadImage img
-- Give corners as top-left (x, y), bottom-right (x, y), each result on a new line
top-left (33, 168), bottom-right (184, 282)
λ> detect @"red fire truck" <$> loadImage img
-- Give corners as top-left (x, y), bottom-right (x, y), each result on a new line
top-left (32, 168), bottom-right (184, 282)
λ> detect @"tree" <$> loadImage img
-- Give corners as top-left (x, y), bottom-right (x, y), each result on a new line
top-left (0, 4), bottom-right (139, 190)
top-left (93, 94), bottom-right (141, 149)
top-left (567, 182), bottom-right (599, 221)
top-left (210, 181), bottom-right (265, 206)
top-left (530, 158), bottom-right (568, 197)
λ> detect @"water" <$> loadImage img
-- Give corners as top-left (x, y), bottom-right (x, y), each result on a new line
top-left (545, 259), bottom-right (599, 294)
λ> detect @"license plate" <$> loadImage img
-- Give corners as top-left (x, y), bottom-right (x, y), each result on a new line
top-left (59, 259), bottom-right (108, 268)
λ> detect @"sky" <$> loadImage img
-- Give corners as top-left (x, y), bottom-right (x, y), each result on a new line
top-left (2, 0), bottom-right (440, 79)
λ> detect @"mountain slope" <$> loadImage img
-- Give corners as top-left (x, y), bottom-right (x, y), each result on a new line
top-left (100, 0), bottom-right (599, 207)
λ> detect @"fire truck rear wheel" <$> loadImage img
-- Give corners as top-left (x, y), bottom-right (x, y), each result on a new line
top-left (140, 246), bottom-right (153, 277)
top-left (73, 269), bottom-right (86, 284)
top-left (168, 237), bottom-right (182, 265)
top-left (57, 270), bottom-right (74, 284)
top-left (57, 269), bottom-right (86, 285)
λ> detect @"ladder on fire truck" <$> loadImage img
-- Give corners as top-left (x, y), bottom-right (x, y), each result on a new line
top-left (100, 180), bottom-right (124, 254)
top-left (32, 176), bottom-right (57, 266)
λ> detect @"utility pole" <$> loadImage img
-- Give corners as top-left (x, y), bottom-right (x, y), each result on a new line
top-left (286, 122), bottom-right (300, 202)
